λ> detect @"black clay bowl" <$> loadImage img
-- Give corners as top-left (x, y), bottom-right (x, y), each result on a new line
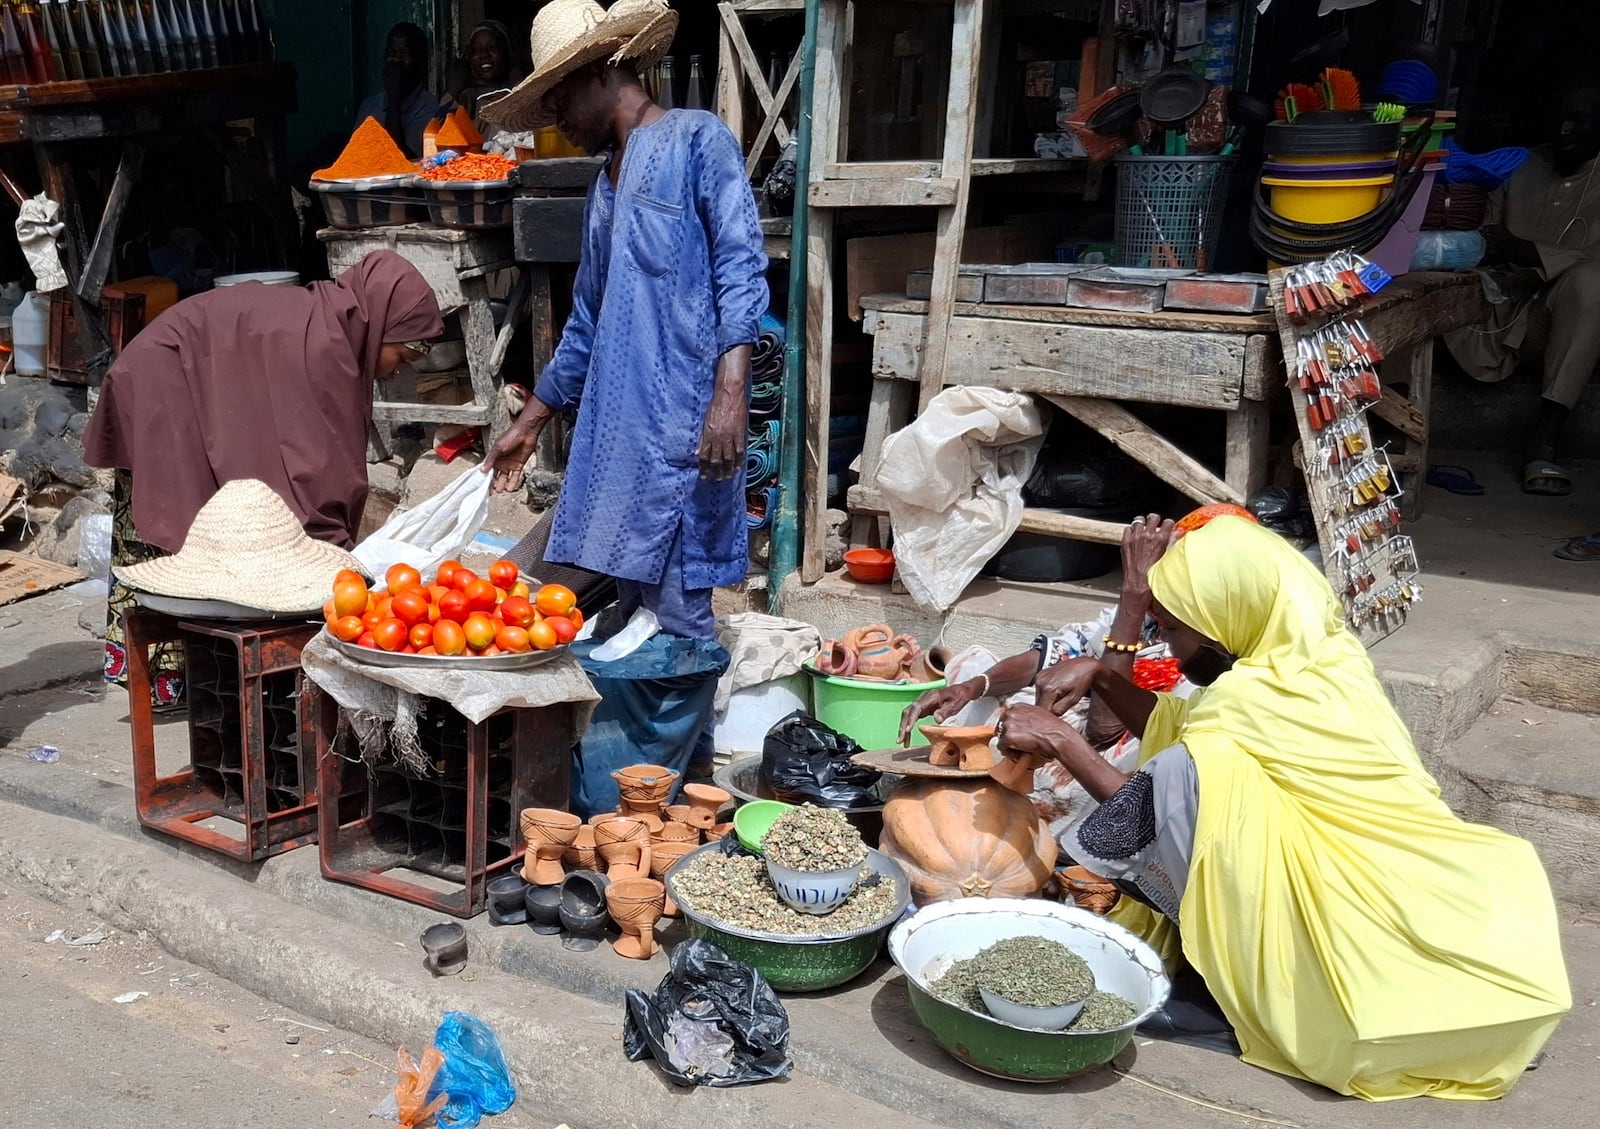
top-left (525, 884), bottom-right (563, 936)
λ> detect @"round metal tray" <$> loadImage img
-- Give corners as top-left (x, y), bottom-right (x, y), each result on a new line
top-left (328, 631), bottom-right (565, 672)
top-left (134, 592), bottom-right (320, 621)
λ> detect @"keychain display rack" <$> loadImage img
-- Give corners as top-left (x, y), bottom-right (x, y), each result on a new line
top-left (1269, 254), bottom-right (1423, 646)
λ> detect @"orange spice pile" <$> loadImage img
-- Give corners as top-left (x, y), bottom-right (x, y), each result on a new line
top-left (313, 117), bottom-right (416, 180)
top-left (421, 152), bottom-right (517, 182)
top-left (435, 107), bottom-right (483, 150)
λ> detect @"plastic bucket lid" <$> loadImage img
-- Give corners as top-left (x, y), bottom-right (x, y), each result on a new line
top-left (1266, 119), bottom-right (1403, 156)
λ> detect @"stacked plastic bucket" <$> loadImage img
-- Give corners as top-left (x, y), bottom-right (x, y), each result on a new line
top-left (1262, 117), bottom-right (1401, 224)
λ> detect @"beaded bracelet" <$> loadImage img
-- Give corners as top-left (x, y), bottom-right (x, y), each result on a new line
top-left (1102, 635), bottom-right (1141, 655)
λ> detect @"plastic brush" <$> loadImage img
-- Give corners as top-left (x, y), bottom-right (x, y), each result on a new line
top-left (1321, 67), bottom-right (1361, 110)
top-left (1372, 101), bottom-right (1405, 124)
top-left (1274, 82), bottom-right (1325, 122)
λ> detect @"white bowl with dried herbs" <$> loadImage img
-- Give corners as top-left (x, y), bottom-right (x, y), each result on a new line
top-left (760, 804), bottom-right (868, 915)
top-left (972, 936), bottom-right (1095, 1031)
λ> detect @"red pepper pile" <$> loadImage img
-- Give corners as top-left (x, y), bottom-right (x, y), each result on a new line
top-left (1131, 657), bottom-right (1182, 693)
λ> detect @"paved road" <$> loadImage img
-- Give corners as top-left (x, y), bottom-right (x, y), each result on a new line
top-left (2, 882), bottom-right (550, 1129)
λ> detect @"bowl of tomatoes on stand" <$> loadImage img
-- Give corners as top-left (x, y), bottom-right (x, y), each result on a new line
top-left (323, 559), bottom-right (580, 671)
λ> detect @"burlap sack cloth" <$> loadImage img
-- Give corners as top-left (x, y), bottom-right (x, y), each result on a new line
top-left (300, 633), bottom-right (601, 776)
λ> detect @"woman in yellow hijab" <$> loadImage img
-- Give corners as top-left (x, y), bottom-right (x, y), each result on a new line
top-left (995, 516), bottom-right (1569, 1101)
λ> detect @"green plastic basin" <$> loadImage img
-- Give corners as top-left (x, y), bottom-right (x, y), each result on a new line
top-left (806, 663), bottom-right (944, 750)
top-left (732, 799), bottom-right (794, 853)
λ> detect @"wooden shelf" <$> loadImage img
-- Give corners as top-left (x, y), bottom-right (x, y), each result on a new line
top-left (822, 157), bottom-right (1087, 180)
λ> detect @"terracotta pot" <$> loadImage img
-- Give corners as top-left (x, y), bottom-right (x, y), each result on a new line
top-left (705, 821), bottom-right (734, 843)
top-left (647, 840), bottom-right (696, 916)
top-left (989, 750), bottom-right (1047, 795)
top-left (663, 803), bottom-right (695, 826)
top-left (850, 624), bottom-right (910, 681)
top-left (653, 822), bottom-right (699, 847)
top-left (681, 783), bottom-right (731, 829)
top-left (922, 725), bottom-right (999, 771)
top-left (588, 811), bottom-right (624, 828)
top-left (817, 639), bottom-right (858, 677)
top-left (1059, 865), bottom-right (1120, 915)
top-left (594, 817), bottom-right (652, 880)
top-left (563, 824), bottom-right (599, 871)
top-left (519, 807), bottom-right (581, 885)
top-left (605, 877), bottom-right (666, 959)
top-left (905, 645), bottom-right (953, 685)
top-left (611, 763), bottom-right (679, 809)
top-left (618, 802), bottom-right (665, 834)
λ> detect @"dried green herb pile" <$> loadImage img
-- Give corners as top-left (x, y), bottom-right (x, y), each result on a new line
top-left (761, 804), bottom-right (868, 872)
top-left (671, 851), bottom-right (899, 936)
top-left (929, 935), bottom-right (1139, 1031)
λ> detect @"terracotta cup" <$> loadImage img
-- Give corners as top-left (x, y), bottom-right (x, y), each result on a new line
top-left (593, 817), bottom-right (652, 880)
top-left (681, 783), bottom-right (731, 830)
top-left (617, 803), bottom-right (665, 834)
top-left (663, 803), bottom-right (695, 827)
top-left (922, 724), bottom-right (998, 771)
top-left (653, 821), bottom-right (699, 847)
top-left (647, 840), bottom-right (696, 916)
top-left (605, 877), bottom-right (666, 959)
top-left (563, 824), bottom-right (600, 871)
top-left (519, 807), bottom-right (581, 885)
top-left (1059, 865), bottom-right (1120, 915)
top-left (612, 763), bottom-right (679, 809)
top-left (705, 821), bottom-right (734, 843)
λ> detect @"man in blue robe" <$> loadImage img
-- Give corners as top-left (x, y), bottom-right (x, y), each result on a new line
top-left (484, 0), bottom-right (767, 648)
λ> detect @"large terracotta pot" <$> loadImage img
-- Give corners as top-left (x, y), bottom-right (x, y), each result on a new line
top-left (877, 777), bottom-right (1056, 905)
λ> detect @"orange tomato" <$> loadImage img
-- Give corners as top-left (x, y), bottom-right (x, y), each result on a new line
top-left (428, 584), bottom-right (450, 604)
top-left (489, 560), bottom-right (519, 589)
top-left (493, 586), bottom-right (508, 603)
top-left (464, 579), bottom-right (498, 613)
top-left (438, 591), bottom-right (470, 623)
top-left (569, 608), bottom-right (584, 630)
top-left (409, 623), bottom-right (433, 649)
top-left (427, 604), bottom-right (441, 624)
top-left (332, 578), bottom-right (369, 618)
top-left (361, 606), bottom-right (386, 629)
top-left (527, 620), bottom-right (558, 651)
top-left (510, 581), bottom-right (530, 600)
top-left (495, 625), bottom-right (530, 652)
top-left (323, 598), bottom-right (338, 627)
top-left (449, 568), bottom-right (479, 593)
top-left (390, 589), bottom-right (429, 627)
top-left (462, 612), bottom-right (498, 651)
top-left (356, 631), bottom-right (377, 649)
top-left (481, 644), bottom-right (502, 657)
top-left (334, 568), bottom-right (364, 587)
top-left (436, 560), bottom-right (463, 588)
top-left (385, 564), bottom-right (423, 593)
top-left (373, 595), bottom-right (393, 621)
top-left (499, 596), bottom-right (535, 628)
top-left (372, 618), bottom-right (409, 652)
top-left (547, 615), bottom-right (576, 644)
top-left (535, 584), bottom-right (577, 618)
top-left (433, 619), bottom-right (466, 656)
top-left (331, 615), bottom-right (366, 643)
top-left (417, 645), bottom-right (438, 656)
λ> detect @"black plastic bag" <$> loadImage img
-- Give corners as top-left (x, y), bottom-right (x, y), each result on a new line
top-left (1247, 485), bottom-right (1316, 539)
top-left (623, 939), bottom-right (792, 1087)
top-left (760, 711), bottom-right (881, 809)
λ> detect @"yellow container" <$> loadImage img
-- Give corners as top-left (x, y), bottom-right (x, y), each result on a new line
top-left (1269, 151), bottom-right (1397, 166)
top-left (1262, 174), bottom-right (1394, 224)
top-left (534, 126), bottom-right (587, 159)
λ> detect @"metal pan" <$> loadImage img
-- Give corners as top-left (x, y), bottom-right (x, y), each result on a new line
top-left (328, 632), bottom-right (566, 672)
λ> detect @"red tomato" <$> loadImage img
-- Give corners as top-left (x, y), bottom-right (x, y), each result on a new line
top-left (372, 618), bottom-right (409, 652)
top-left (449, 568), bottom-right (479, 593)
top-left (323, 599), bottom-right (338, 627)
top-left (495, 625), bottom-right (531, 653)
top-left (361, 606), bottom-right (386, 630)
top-left (481, 644), bottom-right (502, 657)
top-left (332, 578), bottom-right (368, 618)
top-left (427, 584), bottom-right (450, 604)
top-left (547, 615), bottom-right (577, 644)
top-left (464, 579), bottom-right (498, 613)
top-left (535, 584), bottom-right (577, 618)
top-left (334, 568), bottom-right (364, 587)
top-left (462, 613), bottom-right (498, 651)
top-left (408, 623), bottom-right (433, 649)
top-left (435, 560), bottom-right (463, 588)
top-left (385, 564), bottom-right (423, 593)
top-left (331, 615), bottom-right (366, 642)
top-left (569, 607), bottom-right (584, 630)
top-left (499, 596), bottom-right (536, 628)
top-left (433, 619), bottom-right (466, 656)
top-left (417, 645), bottom-right (438, 656)
top-left (356, 631), bottom-right (377, 649)
top-left (437, 591), bottom-right (470, 623)
top-left (390, 590), bottom-right (429, 627)
top-left (489, 560), bottom-right (519, 589)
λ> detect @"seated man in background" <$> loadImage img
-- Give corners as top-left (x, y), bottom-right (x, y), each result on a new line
top-left (356, 22), bottom-right (441, 159)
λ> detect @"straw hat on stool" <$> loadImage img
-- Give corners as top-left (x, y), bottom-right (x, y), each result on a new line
top-left (115, 479), bottom-right (364, 613)
top-left (480, 0), bottom-right (677, 133)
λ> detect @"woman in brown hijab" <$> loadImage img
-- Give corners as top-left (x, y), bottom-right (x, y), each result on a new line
top-left (85, 250), bottom-right (444, 700)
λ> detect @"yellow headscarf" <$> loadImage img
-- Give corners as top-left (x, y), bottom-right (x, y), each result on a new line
top-left (1140, 518), bottom-right (1569, 1101)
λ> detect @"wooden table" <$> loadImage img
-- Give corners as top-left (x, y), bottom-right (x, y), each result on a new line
top-left (847, 272), bottom-right (1486, 549)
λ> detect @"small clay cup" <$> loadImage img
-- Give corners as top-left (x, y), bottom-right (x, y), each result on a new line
top-left (612, 763), bottom-right (679, 809)
top-left (647, 841), bottom-right (696, 917)
top-left (681, 783), bottom-right (731, 830)
top-left (705, 821), bottom-right (734, 843)
top-left (519, 807), bottom-right (581, 885)
top-left (420, 922), bottom-right (468, 976)
top-left (663, 803), bottom-right (696, 827)
top-left (524, 884), bottom-right (563, 935)
top-left (922, 724), bottom-right (998, 771)
top-left (594, 817), bottom-right (652, 880)
top-left (558, 870), bottom-right (610, 953)
top-left (1058, 865), bottom-right (1120, 915)
top-left (486, 873), bottom-right (530, 926)
top-left (990, 749), bottom-right (1046, 794)
top-left (606, 877), bottom-right (666, 959)
top-left (563, 824), bottom-right (600, 871)
top-left (618, 803), bottom-right (665, 834)
top-left (653, 821), bottom-right (699, 847)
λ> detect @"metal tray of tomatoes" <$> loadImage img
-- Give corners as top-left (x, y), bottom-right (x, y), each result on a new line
top-left (326, 632), bottom-right (567, 672)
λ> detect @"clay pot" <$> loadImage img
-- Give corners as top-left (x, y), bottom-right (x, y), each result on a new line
top-left (420, 922), bottom-right (468, 976)
top-left (647, 840), bottom-right (696, 916)
top-left (605, 877), bottom-right (666, 959)
top-left (653, 821), bottom-right (699, 847)
top-left (558, 870), bottom-right (611, 953)
top-left (989, 750), bottom-right (1047, 795)
top-left (486, 873), bottom-right (530, 926)
top-left (922, 725), bottom-right (999, 772)
top-left (612, 763), bottom-right (679, 809)
top-left (524, 884), bottom-right (563, 935)
top-left (594, 817), bottom-right (652, 880)
top-left (663, 803), bottom-right (695, 826)
top-left (618, 804), bottom-right (666, 834)
top-left (906, 645), bottom-right (953, 685)
top-left (849, 624), bottom-right (910, 681)
top-left (519, 807), bottom-right (581, 885)
top-left (1059, 865), bottom-right (1120, 915)
top-left (705, 821), bottom-right (734, 843)
top-left (817, 639), bottom-right (858, 677)
top-left (681, 783), bottom-right (731, 830)
top-left (561, 824), bottom-right (599, 871)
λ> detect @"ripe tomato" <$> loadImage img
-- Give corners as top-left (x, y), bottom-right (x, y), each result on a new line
top-left (547, 615), bottom-right (577, 644)
top-left (569, 608), bottom-right (584, 630)
top-left (373, 595), bottom-right (393, 621)
top-left (323, 599), bottom-right (338, 627)
top-left (489, 560), bottom-right (520, 589)
top-left (510, 581), bottom-right (531, 600)
top-left (385, 564), bottom-right (423, 593)
top-left (331, 615), bottom-right (366, 643)
top-left (408, 623), bottom-right (433, 649)
top-left (462, 612), bottom-right (498, 651)
top-left (499, 596), bottom-right (535, 628)
top-left (372, 618), bottom-right (409, 652)
top-left (390, 589), bottom-right (429, 627)
top-left (481, 644), bottom-right (502, 657)
top-left (427, 585), bottom-right (450, 605)
top-left (361, 606), bottom-right (386, 630)
top-left (417, 645), bottom-right (438, 656)
top-left (464, 578), bottom-right (499, 613)
top-left (535, 584), bottom-right (577, 618)
top-left (438, 591), bottom-right (470, 623)
top-left (435, 560), bottom-right (463, 588)
top-left (332, 578), bottom-right (368, 618)
top-left (527, 620), bottom-right (558, 651)
top-left (495, 625), bottom-right (531, 652)
top-left (334, 568), bottom-right (364, 587)
top-left (449, 567), bottom-right (479, 593)
top-left (356, 631), bottom-right (377, 649)
top-left (433, 619), bottom-right (466, 656)
top-left (427, 603), bottom-right (441, 624)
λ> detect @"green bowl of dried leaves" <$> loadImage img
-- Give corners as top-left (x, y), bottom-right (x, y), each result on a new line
top-left (666, 841), bottom-right (911, 992)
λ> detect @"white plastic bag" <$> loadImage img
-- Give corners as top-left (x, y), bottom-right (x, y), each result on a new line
top-left (353, 468), bottom-right (492, 579)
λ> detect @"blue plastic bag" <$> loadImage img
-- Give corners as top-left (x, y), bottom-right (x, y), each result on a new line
top-left (570, 634), bottom-right (730, 818)
top-left (425, 1012), bottom-right (516, 1129)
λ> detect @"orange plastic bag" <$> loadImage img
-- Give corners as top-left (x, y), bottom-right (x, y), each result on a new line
top-left (395, 1046), bottom-right (449, 1128)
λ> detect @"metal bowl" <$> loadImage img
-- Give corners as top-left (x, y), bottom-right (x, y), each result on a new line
top-left (665, 841), bottom-right (911, 992)
top-left (134, 592), bottom-right (320, 620)
top-left (888, 898), bottom-right (1171, 1083)
top-left (328, 631), bottom-right (566, 672)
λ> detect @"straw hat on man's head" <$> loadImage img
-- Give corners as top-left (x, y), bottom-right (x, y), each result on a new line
top-left (480, 0), bottom-right (677, 132)
top-left (115, 479), bottom-right (364, 613)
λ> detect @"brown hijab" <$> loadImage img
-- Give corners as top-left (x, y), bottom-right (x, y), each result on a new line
top-left (85, 251), bottom-right (443, 553)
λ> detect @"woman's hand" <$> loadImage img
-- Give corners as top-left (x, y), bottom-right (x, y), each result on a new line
top-left (1121, 513), bottom-right (1175, 609)
top-left (1036, 656), bottom-right (1101, 715)
top-left (483, 399), bottom-right (554, 494)
top-left (995, 703), bottom-right (1075, 762)
top-left (898, 681), bottom-right (979, 746)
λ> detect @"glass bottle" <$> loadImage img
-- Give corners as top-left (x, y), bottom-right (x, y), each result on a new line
top-left (17, 0), bottom-right (55, 81)
top-left (175, 0), bottom-right (197, 67)
top-left (38, 0), bottom-right (66, 78)
top-left (194, 0), bottom-right (214, 65)
top-left (247, 0), bottom-right (266, 60)
top-left (206, 0), bottom-right (228, 64)
top-left (110, 0), bottom-right (139, 71)
top-left (685, 53), bottom-right (707, 111)
top-left (71, 0), bottom-right (104, 77)
top-left (1, 2), bottom-right (29, 83)
top-left (655, 55), bottom-right (675, 110)
top-left (55, 0), bottom-right (85, 78)
top-left (222, 0), bottom-right (243, 63)
top-left (138, 0), bottom-right (166, 70)
top-left (94, 0), bottom-right (123, 75)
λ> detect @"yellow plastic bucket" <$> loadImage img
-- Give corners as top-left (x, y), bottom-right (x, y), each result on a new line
top-left (1262, 174), bottom-right (1394, 224)
top-left (1270, 151), bottom-right (1397, 166)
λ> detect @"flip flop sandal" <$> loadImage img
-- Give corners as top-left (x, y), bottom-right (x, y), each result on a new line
top-left (1553, 534), bottom-right (1600, 562)
top-left (1425, 464), bottom-right (1486, 495)
top-left (1522, 460), bottom-right (1573, 496)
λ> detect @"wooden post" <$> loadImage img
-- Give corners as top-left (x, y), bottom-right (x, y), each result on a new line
top-left (716, 4), bottom-right (746, 150)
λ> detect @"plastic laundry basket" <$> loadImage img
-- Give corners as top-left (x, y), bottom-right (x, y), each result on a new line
top-left (1113, 155), bottom-right (1237, 270)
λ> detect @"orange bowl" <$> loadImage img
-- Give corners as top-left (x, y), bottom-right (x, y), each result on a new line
top-left (843, 548), bottom-right (895, 584)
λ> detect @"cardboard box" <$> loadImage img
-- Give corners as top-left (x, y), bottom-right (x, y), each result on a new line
top-left (0, 550), bottom-right (83, 606)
